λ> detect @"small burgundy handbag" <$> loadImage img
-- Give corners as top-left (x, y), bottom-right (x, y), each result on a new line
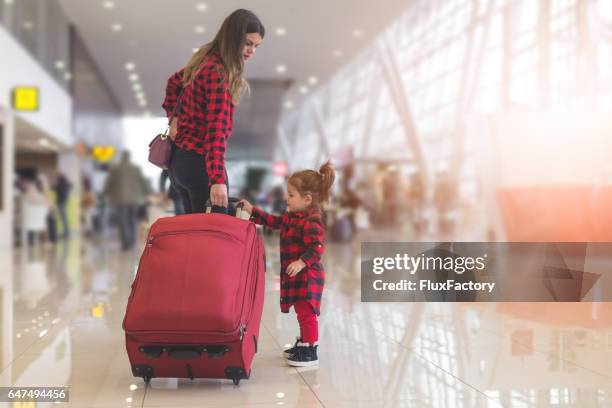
top-left (148, 89), bottom-right (184, 170)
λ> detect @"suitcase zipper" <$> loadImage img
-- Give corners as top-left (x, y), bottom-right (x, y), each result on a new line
top-left (147, 229), bottom-right (241, 247)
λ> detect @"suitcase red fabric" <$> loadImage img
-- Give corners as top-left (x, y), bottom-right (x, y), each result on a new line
top-left (123, 212), bottom-right (265, 385)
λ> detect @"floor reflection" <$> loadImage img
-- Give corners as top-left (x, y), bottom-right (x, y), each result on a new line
top-left (0, 233), bottom-right (609, 407)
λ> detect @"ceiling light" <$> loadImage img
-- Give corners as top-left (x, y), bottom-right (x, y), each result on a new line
top-left (352, 29), bottom-right (363, 38)
top-left (136, 93), bottom-right (146, 101)
top-left (275, 64), bottom-right (287, 74)
top-left (138, 101), bottom-right (147, 108)
top-left (143, 111), bottom-right (152, 118)
top-left (23, 21), bottom-right (34, 30)
top-left (132, 83), bottom-right (142, 91)
top-left (125, 62), bottom-right (136, 71)
top-left (195, 3), bottom-right (208, 12)
top-left (194, 25), bottom-right (206, 34)
top-left (55, 60), bottom-right (65, 70)
top-left (284, 100), bottom-right (294, 109)
top-left (102, 1), bottom-right (115, 9)
top-left (129, 73), bottom-right (139, 82)
top-left (299, 86), bottom-right (309, 94)
top-left (308, 76), bottom-right (318, 85)
top-left (129, 384), bottom-right (138, 391)
top-left (39, 330), bottom-right (48, 338)
top-left (64, 72), bottom-right (72, 81)
top-left (333, 49), bottom-right (343, 58)
top-left (275, 27), bottom-right (287, 36)
top-left (111, 23), bottom-right (123, 32)
top-left (4, 0), bottom-right (14, 5)
top-left (276, 392), bottom-right (285, 398)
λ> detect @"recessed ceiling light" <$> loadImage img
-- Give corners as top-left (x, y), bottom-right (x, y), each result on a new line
top-left (307, 76), bottom-right (318, 85)
top-left (4, 0), bottom-right (14, 5)
top-left (284, 100), bottom-right (294, 109)
top-left (299, 86), bottom-right (309, 94)
top-left (125, 62), bottom-right (136, 71)
top-left (136, 92), bottom-right (145, 100)
top-left (352, 29), bottom-right (363, 38)
top-left (138, 100), bottom-right (147, 107)
top-left (129, 73), bottom-right (139, 82)
top-left (55, 60), bottom-right (65, 70)
top-left (132, 83), bottom-right (142, 91)
top-left (102, 1), bottom-right (115, 9)
top-left (333, 49), bottom-right (343, 58)
top-left (64, 72), bottom-right (72, 81)
top-left (275, 27), bottom-right (287, 36)
top-left (275, 64), bottom-right (287, 74)
top-left (195, 3), bottom-right (208, 12)
top-left (111, 23), bottom-right (123, 32)
top-left (23, 21), bottom-right (34, 30)
top-left (194, 25), bottom-right (206, 34)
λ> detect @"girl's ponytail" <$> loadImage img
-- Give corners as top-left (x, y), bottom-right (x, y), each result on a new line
top-left (318, 161), bottom-right (336, 202)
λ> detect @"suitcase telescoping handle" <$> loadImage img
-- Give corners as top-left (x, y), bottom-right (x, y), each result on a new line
top-left (205, 197), bottom-right (245, 218)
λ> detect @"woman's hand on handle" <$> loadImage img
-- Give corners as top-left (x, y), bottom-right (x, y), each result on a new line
top-left (210, 184), bottom-right (228, 208)
top-left (239, 199), bottom-right (253, 213)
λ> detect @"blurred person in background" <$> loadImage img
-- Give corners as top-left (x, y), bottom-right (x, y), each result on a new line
top-left (408, 173), bottom-right (426, 235)
top-left (159, 170), bottom-right (184, 215)
top-left (163, 9), bottom-right (265, 213)
top-left (53, 171), bottom-right (72, 239)
top-left (22, 176), bottom-right (53, 246)
top-left (81, 176), bottom-right (97, 237)
top-left (103, 151), bottom-right (151, 251)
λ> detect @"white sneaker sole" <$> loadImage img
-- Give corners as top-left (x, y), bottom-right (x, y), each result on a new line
top-left (287, 359), bottom-right (319, 367)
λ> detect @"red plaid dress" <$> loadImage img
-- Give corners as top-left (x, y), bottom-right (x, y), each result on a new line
top-left (250, 206), bottom-right (325, 315)
top-left (162, 53), bottom-right (235, 186)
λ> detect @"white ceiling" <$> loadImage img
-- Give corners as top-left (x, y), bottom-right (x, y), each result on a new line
top-left (59, 0), bottom-right (412, 116)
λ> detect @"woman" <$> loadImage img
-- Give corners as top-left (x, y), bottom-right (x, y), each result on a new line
top-left (163, 9), bottom-right (264, 213)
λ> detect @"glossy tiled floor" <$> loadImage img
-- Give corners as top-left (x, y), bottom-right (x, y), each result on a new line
top-left (1, 229), bottom-right (611, 407)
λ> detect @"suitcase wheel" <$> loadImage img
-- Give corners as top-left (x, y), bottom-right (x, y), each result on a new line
top-left (225, 367), bottom-right (250, 386)
top-left (132, 365), bottom-right (154, 384)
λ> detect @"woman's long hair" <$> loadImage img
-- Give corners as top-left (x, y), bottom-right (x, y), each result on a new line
top-left (183, 9), bottom-right (265, 104)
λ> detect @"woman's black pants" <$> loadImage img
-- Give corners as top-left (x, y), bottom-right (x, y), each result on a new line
top-left (168, 146), bottom-right (228, 214)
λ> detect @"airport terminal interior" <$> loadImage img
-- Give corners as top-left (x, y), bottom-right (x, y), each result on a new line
top-left (1, 0), bottom-right (612, 407)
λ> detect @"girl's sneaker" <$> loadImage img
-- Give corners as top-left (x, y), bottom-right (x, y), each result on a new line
top-left (287, 342), bottom-right (318, 367)
top-left (283, 337), bottom-right (301, 358)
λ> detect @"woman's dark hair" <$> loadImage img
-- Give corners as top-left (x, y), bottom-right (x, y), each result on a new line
top-left (288, 161), bottom-right (336, 205)
top-left (184, 9), bottom-right (265, 103)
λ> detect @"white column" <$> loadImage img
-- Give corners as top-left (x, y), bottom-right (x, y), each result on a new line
top-left (0, 108), bottom-right (15, 248)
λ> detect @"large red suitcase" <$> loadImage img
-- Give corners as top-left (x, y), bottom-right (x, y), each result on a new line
top-left (123, 211), bottom-right (265, 385)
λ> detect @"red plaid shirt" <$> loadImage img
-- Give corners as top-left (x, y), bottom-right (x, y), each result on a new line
top-left (250, 206), bottom-right (325, 315)
top-left (162, 54), bottom-right (235, 186)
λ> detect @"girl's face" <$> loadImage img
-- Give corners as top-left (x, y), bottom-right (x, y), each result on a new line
top-left (243, 33), bottom-right (262, 62)
top-left (285, 183), bottom-right (312, 212)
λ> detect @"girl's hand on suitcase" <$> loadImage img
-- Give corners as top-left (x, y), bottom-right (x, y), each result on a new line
top-left (286, 259), bottom-right (306, 277)
top-left (239, 199), bottom-right (253, 213)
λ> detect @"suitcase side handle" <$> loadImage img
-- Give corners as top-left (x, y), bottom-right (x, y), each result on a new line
top-left (139, 345), bottom-right (231, 359)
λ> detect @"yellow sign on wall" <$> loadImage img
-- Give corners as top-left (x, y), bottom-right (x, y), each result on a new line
top-left (91, 146), bottom-right (115, 162)
top-left (11, 87), bottom-right (39, 111)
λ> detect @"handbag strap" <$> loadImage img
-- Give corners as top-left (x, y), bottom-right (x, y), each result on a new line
top-left (168, 86), bottom-right (186, 126)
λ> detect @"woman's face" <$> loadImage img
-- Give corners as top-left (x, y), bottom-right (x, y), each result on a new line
top-left (243, 32), bottom-right (262, 62)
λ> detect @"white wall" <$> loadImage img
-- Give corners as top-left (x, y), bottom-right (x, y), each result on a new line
top-left (0, 26), bottom-right (73, 248)
top-left (0, 26), bottom-right (72, 146)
